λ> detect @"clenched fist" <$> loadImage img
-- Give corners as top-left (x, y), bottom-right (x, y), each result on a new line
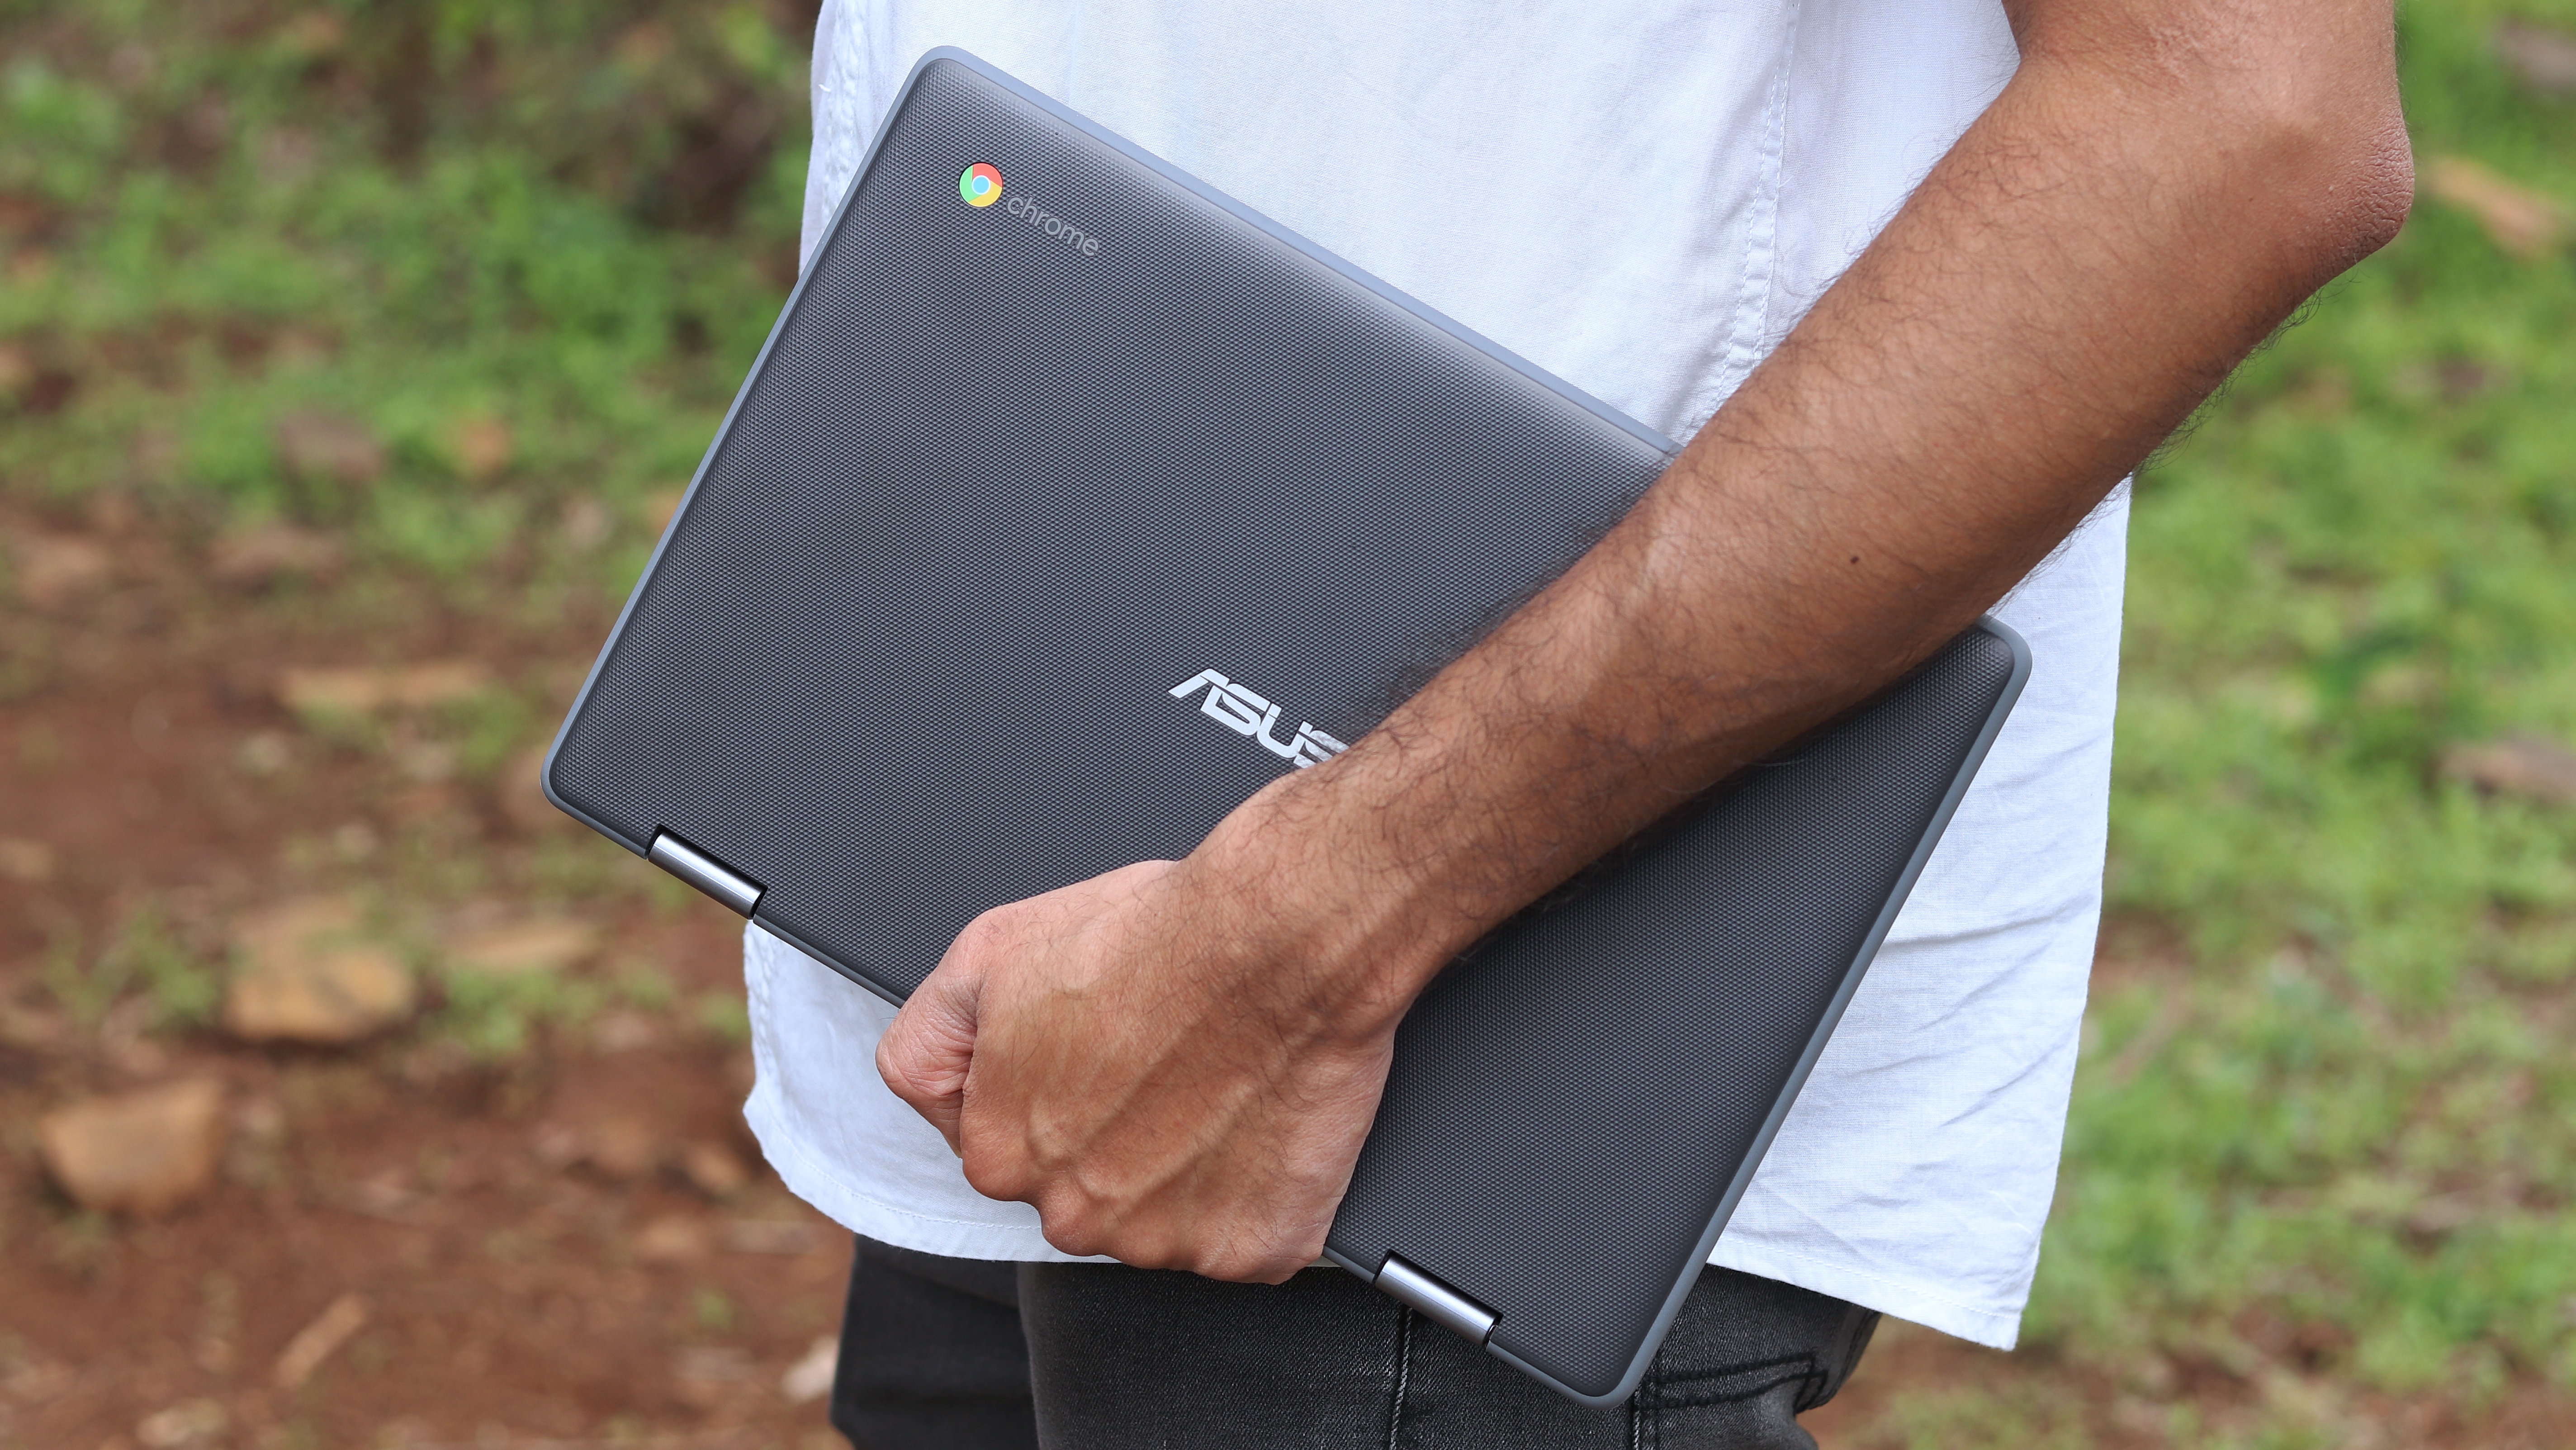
top-left (875, 796), bottom-right (1440, 1283)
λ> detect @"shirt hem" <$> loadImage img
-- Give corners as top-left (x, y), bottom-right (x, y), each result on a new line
top-left (1708, 1237), bottom-right (2024, 1350)
top-left (742, 1083), bottom-right (1106, 1264)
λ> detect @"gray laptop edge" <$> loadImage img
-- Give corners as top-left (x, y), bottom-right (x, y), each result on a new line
top-left (544, 48), bottom-right (2030, 1406)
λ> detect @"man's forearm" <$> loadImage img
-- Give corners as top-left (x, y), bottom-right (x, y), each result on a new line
top-left (878, 0), bottom-right (2415, 1282)
top-left (1197, 0), bottom-right (2414, 1030)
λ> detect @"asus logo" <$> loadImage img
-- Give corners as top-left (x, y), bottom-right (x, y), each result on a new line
top-left (1169, 671), bottom-right (1349, 769)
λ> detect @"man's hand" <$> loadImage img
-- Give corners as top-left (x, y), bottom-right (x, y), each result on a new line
top-left (877, 788), bottom-right (1436, 1282)
top-left (885, 0), bottom-right (2414, 1276)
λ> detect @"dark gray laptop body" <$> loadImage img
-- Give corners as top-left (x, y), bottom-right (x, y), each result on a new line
top-left (545, 48), bottom-right (2029, 1405)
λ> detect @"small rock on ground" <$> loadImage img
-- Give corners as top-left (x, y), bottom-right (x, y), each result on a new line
top-left (448, 414), bottom-right (515, 481)
top-left (136, 1397), bottom-right (228, 1449)
top-left (2497, 19), bottom-right (2576, 96)
top-left (536, 1115), bottom-right (663, 1180)
top-left (680, 1139), bottom-right (753, 1199)
top-left (38, 1078), bottom-right (228, 1215)
top-left (588, 1115), bottom-right (662, 1179)
top-left (9, 531), bottom-right (112, 607)
top-left (272, 1292), bottom-right (371, 1391)
top-left (2443, 734), bottom-right (2576, 807)
top-left (2424, 157), bottom-right (2569, 259)
top-left (781, 1336), bottom-right (839, 1403)
top-left (589, 1009), bottom-right (659, 1053)
top-left (224, 897), bottom-right (416, 1044)
top-left (275, 660), bottom-right (492, 715)
top-left (274, 409), bottom-right (385, 484)
top-left (448, 915), bottom-right (601, 976)
top-left (0, 836), bottom-right (55, 883)
top-left (208, 523), bottom-right (343, 585)
top-left (636, 1215), bottom-right (713, 1263)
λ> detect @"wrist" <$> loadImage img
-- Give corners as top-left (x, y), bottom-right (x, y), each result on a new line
top-left (1178, 776), bottom-right (1466, 1040)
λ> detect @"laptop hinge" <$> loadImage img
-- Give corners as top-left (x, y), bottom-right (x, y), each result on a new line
top-left (1374, 1255), bottom-right (1497, 1345)
top-left (648, 831), bottom-right (764, 916)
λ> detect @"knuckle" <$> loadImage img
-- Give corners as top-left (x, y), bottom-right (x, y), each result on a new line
top-left (939, 915), bottom-right (999, 971)
top-left (1045, 1229), bottom-right (1102, 1260)
top-left (874, 1036), bottom-right (936, 1104)
top-left (957, 903), bottom-right (1024, 952)
top-left (1041, 1216), bottom-right (1102, 1260)
top-left (1036, 1195), bottom-right (1117, 1260)
top-left (958, 1151), bottom-right (1022, 1204)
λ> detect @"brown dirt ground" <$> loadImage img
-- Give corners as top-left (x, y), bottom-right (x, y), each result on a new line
top-left (1, 502), bottom-right (852, 1450)
top-left (4, 501), bottom-right (2571, 1449)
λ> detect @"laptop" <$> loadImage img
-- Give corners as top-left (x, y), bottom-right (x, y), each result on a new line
top-left (544, 47), bottom-right (2028, 1405)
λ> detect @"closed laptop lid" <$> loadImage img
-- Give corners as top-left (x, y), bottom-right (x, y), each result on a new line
top-left (547, 51), bottom-right (1674, 1002)
top-left (1326, 623), bottom-right (2024, 1401)
top-left (545, 49), bottom-right (2028, 1407)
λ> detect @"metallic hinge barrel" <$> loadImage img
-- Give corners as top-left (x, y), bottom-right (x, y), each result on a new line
top-left (648, 831), bottom-right (764, 916)
top-left (1374, 1255), bottom-right (1497, 1345)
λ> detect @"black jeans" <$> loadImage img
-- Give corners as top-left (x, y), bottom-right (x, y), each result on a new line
top-left (830, 1237), bottom-right (1879, 1449)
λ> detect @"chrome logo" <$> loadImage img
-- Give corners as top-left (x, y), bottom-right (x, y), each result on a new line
top-left (960, 163), bottom-right (1002, 207)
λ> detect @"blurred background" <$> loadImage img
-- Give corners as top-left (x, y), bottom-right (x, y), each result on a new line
top-left (0, 1), bottom-right (2571, 1446)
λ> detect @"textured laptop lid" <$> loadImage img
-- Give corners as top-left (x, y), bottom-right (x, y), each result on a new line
top-left (547, 50), bottom-right (2027, 1408)
top-left (1325, 625), bottom-right (2024, 1400)
top-left (548, 54), bottom-right (1672, 1002)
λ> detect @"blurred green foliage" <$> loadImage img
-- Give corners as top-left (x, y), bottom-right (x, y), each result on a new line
top-left (431, 963), bottom-right (611, 1061)
top-left (4, 0), bottom-right (2574, 1440)
top-left (40, 900), bottom-right (219, 1030)
top-left (2027, 0), bottom-right (2576, 1424)
top-left (425, 956), bottom-right (683, 1061)
top-left (0, 0), bottom-right (814, 592)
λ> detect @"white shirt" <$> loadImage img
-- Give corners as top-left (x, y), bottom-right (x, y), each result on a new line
top-left (744, 0), bottom-right (2126, 1351)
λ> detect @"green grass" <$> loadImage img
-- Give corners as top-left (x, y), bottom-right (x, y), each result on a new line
top-left (2028, 0), bottom-right (2576, 1422)
top-left (431, 964), bottom-right (612, 1061)
top-left (39, 899), bottom-right (220, 1031)
top-left (6, 0), bottom-right (2576, 1439)
top-left (0, 0), bottom-right (810, 599)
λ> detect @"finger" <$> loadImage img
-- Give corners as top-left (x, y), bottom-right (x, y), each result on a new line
top-left (1212, 1225), bottom-right (1332, 1286)
top-left (877, 948), bottom-right (987, 1154)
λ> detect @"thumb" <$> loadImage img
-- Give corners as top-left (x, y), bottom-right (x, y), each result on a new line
top-left (878, 947), bottom-right (988, 1154)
